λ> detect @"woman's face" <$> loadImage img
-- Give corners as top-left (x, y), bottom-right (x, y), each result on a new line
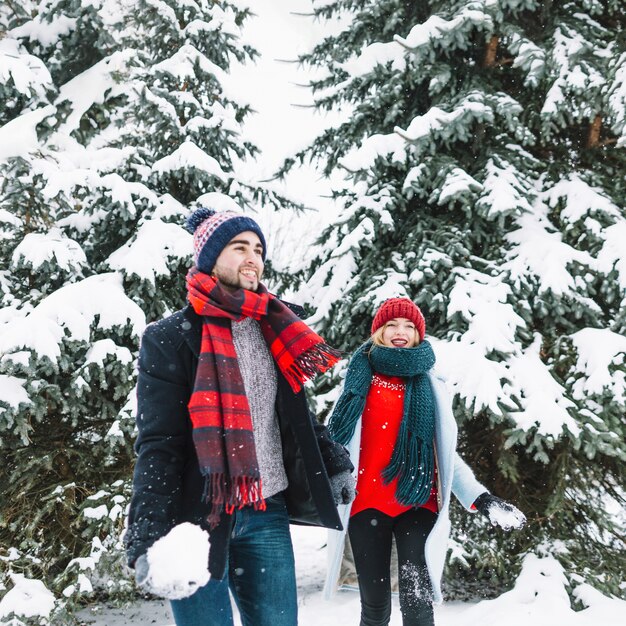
top-left (381, 317), bottom-right (419, 348)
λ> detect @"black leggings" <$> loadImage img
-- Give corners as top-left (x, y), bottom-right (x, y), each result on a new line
top-left (348, 507), bottom-right (437, 626)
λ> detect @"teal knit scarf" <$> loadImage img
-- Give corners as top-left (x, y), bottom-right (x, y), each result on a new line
top-left (328, 340), bottom-right (437, 506)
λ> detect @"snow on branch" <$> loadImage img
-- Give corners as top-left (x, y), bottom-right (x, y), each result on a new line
top-left (507, 31), bottom-right (546, 87)
top-left (107, 219), bottom-right (192, 283)
top-left (448, 267), bottom-right (526, 357)
top-left (54, 50), bottom-right (135, 136)
top-left (570, 328), bottom-right (626, 401)
top-left (0, 37), bottom-right (53, 98)
top-left (12, 13), bottom-right (77, 48)
top-left (395, 8), bottom-right (493, 58)
top-left (541, 27), bottom-right (606, 118)
top-left (305, 216), bottom-right (375, 327)
top-left (340, 41), bottom-right (406, 78)
top-left (607, 51), bottom-right (626, 141)
top-left (597, 221), bottom-right (626, 291)
top-left (184, 3), bottom-right (242, 38)
top-left (430, 336), bottom-right (510, 415)
top-left (0, 273), bottom-right (145, 363)
top-left (475, 158), bottom-right (534, 219)
top-left (151, 141), bottom-right (228, 181)
top-left (543, 174), bottom-right (620, 224)
top-left (11, 229), bottom-right (86, 273)
top-left (0, 105), bottom-right (55, 161)
top-left (0, 573), bottom-right (56, 621)
top-left (504, 199), bottom-right (596, 296)
top-left (339, 133), bottom-right (406, 172)
top-left (153, 43), bottom-right (226, 84)
top-left (0, 375), bottom-right (31, 410)
top-left (505, 335), bottom-right (578, 436)
top-left (396, 95), bottom-right (493, 145)
top-left (436, 167), bottom-right (483, 206)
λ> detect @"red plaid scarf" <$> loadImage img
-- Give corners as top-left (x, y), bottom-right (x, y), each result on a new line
top-left (186, 267), bottom-right (341, 526)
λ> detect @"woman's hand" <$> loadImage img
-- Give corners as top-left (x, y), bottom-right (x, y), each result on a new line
top-left (473, 492), bottom-right (526, 530)
top-left (329, 470), bottom-right (356, 505)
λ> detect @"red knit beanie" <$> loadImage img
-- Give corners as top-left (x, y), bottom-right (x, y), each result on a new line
top-left (371, 298), bottom-right (426, 341)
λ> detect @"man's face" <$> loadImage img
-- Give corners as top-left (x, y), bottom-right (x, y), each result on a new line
top-left (211, 231), bottom-right (264, 292)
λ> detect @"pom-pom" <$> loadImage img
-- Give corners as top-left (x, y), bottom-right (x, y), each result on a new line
top-left (185, 207), bottom-right (216, 234)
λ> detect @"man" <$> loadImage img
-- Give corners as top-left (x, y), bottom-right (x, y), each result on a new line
top-left (125, 207), bottom-right (355, 626)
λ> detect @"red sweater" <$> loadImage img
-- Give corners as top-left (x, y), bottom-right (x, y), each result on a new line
top-left (351, 373), bottom-right (438, 518)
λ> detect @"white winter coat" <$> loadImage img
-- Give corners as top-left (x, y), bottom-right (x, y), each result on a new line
top-left (323, 372), bottom-right (486, 604)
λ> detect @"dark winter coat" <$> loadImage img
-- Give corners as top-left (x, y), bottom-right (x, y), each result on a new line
top-left (125, 303), bottom-right (353, 580)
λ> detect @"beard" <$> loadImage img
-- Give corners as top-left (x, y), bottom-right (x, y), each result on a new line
top-left (212, 264), bottom-right (260, 292)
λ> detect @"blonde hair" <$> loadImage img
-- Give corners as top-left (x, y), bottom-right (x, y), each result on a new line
top-left (370, 322), bottom-right (420, 348)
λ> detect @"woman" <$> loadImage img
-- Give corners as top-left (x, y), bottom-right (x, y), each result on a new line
top-left (324, 298), bottom-right (525, 626)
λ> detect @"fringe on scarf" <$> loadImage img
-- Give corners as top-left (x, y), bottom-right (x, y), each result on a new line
top-left (282, 343), bottom-right (342, 393)
top-left (203, 474), bottom-right (266, 529)
top-left (382, 429), bottom-right (434, 505)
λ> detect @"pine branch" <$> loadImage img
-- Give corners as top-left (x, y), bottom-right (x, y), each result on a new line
top-left (3, 0), bottom-right (22, 21)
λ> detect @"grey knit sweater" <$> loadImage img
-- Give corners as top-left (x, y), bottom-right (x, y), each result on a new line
top-left (231, 317), bottom-right (288, 499)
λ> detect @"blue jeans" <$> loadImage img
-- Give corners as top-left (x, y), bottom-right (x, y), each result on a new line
top-left (170, 493), bottom-right (297, 626)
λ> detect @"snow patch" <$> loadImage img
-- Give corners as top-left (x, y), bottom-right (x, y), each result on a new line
top-left (447, 267), bottom-right (525, 357)
top-left (395, 9), bottom-right (493, 52)
top-left (396, 97), bottom-right (492, 145)
top-left (597, 221), bottom-right (626, 290)
top-left (83, 505), bottom-right (109, 520)
top-left (462, 553), bottom-right (625, 625)
top-left (194, 192), bottom-right (244, 213)
top-left (0, 574), bottom-right (56, 620)
top-left (84, 339), bottom-right (133, 366)
top-left (476, 159), bottom-right (534, 218)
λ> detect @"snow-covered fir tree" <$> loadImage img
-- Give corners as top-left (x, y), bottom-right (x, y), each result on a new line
top-left (280, 0), bottom-right (626, 601)
top-left (0, 0), bottom-right (290, 618)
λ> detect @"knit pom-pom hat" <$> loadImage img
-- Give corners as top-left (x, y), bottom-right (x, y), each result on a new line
top-left (371, 297), bottom-right (426, 341)
top-left (185, 207), bottom-right (267, 273)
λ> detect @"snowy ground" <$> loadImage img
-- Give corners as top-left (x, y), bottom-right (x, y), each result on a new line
top-left (75, 526), bottom-right (468, 625)
top-left (75, 526), bottom-right (625, 626)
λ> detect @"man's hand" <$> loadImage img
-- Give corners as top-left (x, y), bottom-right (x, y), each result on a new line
top-left (473, 492), bottom-right (526, 530)
top-left (134, 554), bottom-right (152, 591)
top-left (134, 552), bottom-right (206, 600)
top-left (329, 470), bottom-right (356, 505)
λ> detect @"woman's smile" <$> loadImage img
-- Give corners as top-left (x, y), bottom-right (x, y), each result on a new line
top-left (391, 338), bottom-right (408, 347)
top-left (381, 317), bottom-right (419, 348)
